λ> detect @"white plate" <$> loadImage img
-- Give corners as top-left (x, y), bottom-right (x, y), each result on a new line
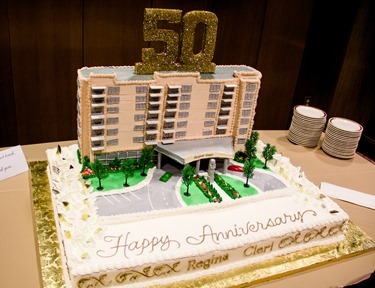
top-left (295, 105), bottom-right (326, 118)
top-left (330, 117), bottom-right (362, 132)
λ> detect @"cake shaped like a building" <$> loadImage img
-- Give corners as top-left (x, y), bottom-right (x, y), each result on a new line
top-left (77, 66), bottom-right (260, 170)
top-left (45, 8), bottom-right (349, 288)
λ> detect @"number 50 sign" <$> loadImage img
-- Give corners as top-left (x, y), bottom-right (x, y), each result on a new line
top-left (135, 9), bottom-right (218, 74)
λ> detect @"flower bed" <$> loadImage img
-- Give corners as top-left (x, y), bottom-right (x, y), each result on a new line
top-left (214, 173), bottom-right (241, 199)
top-left (193, 175), bottom-right (222, 203)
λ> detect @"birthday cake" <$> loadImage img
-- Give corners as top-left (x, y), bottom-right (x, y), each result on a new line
top-left (46, 8), bottom-right (349, 288)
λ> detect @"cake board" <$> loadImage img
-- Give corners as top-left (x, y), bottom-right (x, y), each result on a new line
top-left (29, 161), bottom-right (375, 288)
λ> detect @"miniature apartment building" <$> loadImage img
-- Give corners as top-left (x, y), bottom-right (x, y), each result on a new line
top-left (77, 65), bottom-right (261, 167)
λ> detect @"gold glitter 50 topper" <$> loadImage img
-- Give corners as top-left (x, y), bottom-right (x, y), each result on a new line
top-left (135, 8), bottom-right (218, 74)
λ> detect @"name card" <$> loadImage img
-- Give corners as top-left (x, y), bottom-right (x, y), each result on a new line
top-left (0, 145), bottom-right (29, 181)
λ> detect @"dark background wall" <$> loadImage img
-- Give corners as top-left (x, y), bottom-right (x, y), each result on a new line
top-left (1, 0), bottom-right (374, 159)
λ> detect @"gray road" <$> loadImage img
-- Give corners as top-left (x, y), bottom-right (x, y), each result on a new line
top-left (95, 168), bottom-right (182, 216)
top-left (95, 166), bottom-right (287, 217)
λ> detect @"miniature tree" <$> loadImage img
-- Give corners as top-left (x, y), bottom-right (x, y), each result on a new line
top-left (121, 158), bottom-right (136, 187)
top-left (243, 158), bottom-right (255, 188)
top-left (139, 146), bottom-right (154, 176)
top-left (182, 164), bottom-right (195, 196)
top-left (262, 143), bottom-right (277, 169)
top-left (244, 131), bottom-right (259, 161)
top-left (91, 158), bottom-right (108, 191)
top-left (250, 131), bottom-right (259, 144)
top-left (244, 138), bottom-right (257, 161)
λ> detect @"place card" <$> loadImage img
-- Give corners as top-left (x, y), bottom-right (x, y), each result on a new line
top-left (0, 145), bottom-right (29, 181)
top-left (321, 182), bottom-right (375, 210)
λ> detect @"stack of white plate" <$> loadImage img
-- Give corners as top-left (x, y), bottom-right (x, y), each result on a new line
top-left (322, 117), bottom-right (363, 159)
top-left (287, 105), bottom-right (327, 147)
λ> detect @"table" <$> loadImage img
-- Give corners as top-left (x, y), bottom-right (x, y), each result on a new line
top-left (0, 131), bottom-right (374, 288)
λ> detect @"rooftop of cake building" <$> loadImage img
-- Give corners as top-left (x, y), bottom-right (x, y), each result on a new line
top-left (79, 65), bottom-right (258, 81)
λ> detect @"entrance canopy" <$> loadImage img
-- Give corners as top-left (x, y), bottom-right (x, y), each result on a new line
top-left (155, 137), bottom-right (235, 165)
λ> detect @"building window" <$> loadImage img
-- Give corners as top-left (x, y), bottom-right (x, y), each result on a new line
top-left (205, 111), bottom-right (216, 118)
top-left (209, 93), bottom-right (219, 100)
top-left (237, 138), bottom-right (246, 144)
top-left (203, 130), bottom-right (213, 136)
top-left (180, 94), bottom-right (191, 101)
top-left (239, 128), bottom-right (248, 135)
top-left (106, 117), bottom-right (119, 125)
top-left (177, 121), bottom-right (188, 128)
top-left (107, 106), bottom-right (119, 114)
top-left (243, 101), bottom-right (253, 108)
top-left (204, 120), bottom-right (214, 127)
top-left (246, 83), bottom-right (256, 92)
top-left (176, 131), bottom-right (186, 138)
top-left (136, 86), bottom-right (148, 94)
top-left (133, 136), bottom-right (144, 143)
top-left (107, 128), bottom-right (118, 136)
top-left (240, 118), bottom-right (250, 125)
top-left (244, 93), bottom-right (254, 101)
top-left (242, 110), bottom-right (251, 117)
top-left (207, 102), bottom-right (217, 109)
top-left (180, 102), bottom-right (190, 110)
top-left (136, 103), bottom-right (146, 110)
top-left (108, 86), bottom-right (120, 95)
top-left (134, 114), bottom-right (145, 121)
top-left (136, 95), bottom-right (147, 102)
top-left (134, 125), bottom-right (144, 131)
top-left (107, 139), bottom-right (119, 146)
top-left (178, 111), bottom-right (189, 118)
top-left (107, 97), bottom-right (120, 104)
top-left (181, 85), bottom-right (192, 93)
top-left (210, 84), bottom-right (220, 92)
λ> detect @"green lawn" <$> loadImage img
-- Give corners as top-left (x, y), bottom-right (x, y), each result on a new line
top-left (180, 183), bottom-right (211, 206)
top-left (180, 173), bottom-right (259, 206)
top-left (90, 169), bottom-right (148, 193)
top-left (220, 174), bottom-right (258, 197)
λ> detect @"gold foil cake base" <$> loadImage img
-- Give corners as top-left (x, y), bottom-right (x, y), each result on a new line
top-left (30, 161), bottom-right (375, 288)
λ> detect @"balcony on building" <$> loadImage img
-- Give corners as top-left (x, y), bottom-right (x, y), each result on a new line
top-left (149, 85), bottom-right (163, 95)
top-left (167, 85), bottom-right (181, 98)
top-left (148, 102), bottom-right (161, 113)
top-left (91, 118), bottom-right (105, 130)
top-left (219, 114), bottom-right (230, 120)
top-left (216, 127), bottom-right (227, 135)
top-left (166, 103), bottom-right (178, 112)
top-left (162, 132), bottom-right (175, 144)
top-left (91, 135), bottom-right (105, 142)
top-left (91, 140), bottom-right (104, 151)
top-left (91, 106), bottom-right (104, 115)
top-left (92, 129), bottom-right (104, 137)
top-left (163, 121), bottom-right (175, 130)
top-left (166, 98), bottom-right (178, 105)
top-left (146, 124), bottom-right (159, 134)
top-left (164, 117), bottom-right (176, 124)
top-left (148, 108), bottom-right (160, 116)
top-left (222, 92), bottom-right (234, 101)
top-left (91, 113), bottom-right (105, 121)
top-left (145, 134), bottom-right (158, 145)
top-left (146, 113), bottom-right (159, 125)
top-left (218, 118), bottom-right (228, 126)
top-left (220, 105), bottom-right (232, 112)
top-left (92, 86), bottom-right (106, 94)
top-left (224, 84), bottom-right (237, 92)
